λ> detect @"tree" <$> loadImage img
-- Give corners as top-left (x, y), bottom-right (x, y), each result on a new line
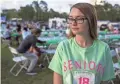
top-left (39, 0), bottom-right (48, 12)
top-left (2, 9), bottom-right (18, 20)
top-left (2, 1), bottom-right (119, 22)
top-left (31, 1), bottom-right (48, 21)
top-left (95, 2), bottom-right (120, 21)
top-left (18, 5), bottom-right (35, 21)
top-left (60, 12), bottom-right (68, 19)
top-left (48, 8), bottom-right (55, 18)
top-left (113, 4), bottom-right (120, 21)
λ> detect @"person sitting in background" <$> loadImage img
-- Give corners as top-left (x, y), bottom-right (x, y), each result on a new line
top-left (22, 27), bottom-right (31, 39)
top-left (3, 24), bottom-right (11, 40)
top-left (113, 28), bottom-right (119, 34)
top-left (17, 28), bottom-right (46, 75)
top-left (108, 24), bottom-right (114, 33)
top-left (3, 24), bottom-right (12, 45)
top-left (16, 24), bottom-right (22, 45)
top-left (100, 24), bottom-right (108, 31)
top-left (16, 24), bottom-right (22, 34)
top-left (118, 28), bottom-right (120, 33)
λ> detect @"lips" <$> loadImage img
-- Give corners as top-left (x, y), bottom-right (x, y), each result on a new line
top-left (72, 28), bottom-right (79, 30)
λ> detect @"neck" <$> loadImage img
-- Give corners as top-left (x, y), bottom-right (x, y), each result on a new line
top-left (75, 34), bottom-right (93, 48)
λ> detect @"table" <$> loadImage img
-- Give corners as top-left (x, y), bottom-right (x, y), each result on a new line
top-left (37, 36), bottom-right (66, 46)
top-left (99, 34), bottom-right (120, 40)
top-left (11, 33), bottom-right (21, 37)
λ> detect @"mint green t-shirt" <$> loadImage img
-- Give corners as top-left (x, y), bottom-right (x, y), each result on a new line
top-left (48, 38), bottom-right (115, 84)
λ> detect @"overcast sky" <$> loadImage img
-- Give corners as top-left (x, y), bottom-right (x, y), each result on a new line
top-left (0, 0), bottom-right (120, 13)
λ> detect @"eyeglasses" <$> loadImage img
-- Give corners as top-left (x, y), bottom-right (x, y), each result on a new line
top-left (67, 17), bottom-right (87, 24)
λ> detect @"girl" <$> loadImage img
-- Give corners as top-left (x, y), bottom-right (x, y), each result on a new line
top-left (49, 3), bottom-right (115, 84)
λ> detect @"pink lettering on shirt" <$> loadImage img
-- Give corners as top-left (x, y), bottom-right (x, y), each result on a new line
top-left (64, 62), bottom-right (67, 72)
top-left (75, 61), bottom-right (81, 69)
top-left (89, 61), bottom-right (96, 70)
top-left (68, 60), bottom-right (73, 70)
top-left (97, 64), bottom-right (104, 75)
top-left (63, 60), bottom-right (104, 75)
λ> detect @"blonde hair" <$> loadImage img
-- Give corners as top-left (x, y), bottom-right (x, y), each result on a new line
top-left (69, 3), bottom-right (98, 40)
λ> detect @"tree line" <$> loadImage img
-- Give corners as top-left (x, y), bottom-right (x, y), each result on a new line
top-left (1, 1), bottom-right (120, 22)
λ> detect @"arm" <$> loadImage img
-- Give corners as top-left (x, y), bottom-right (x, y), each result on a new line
top-left (49, 42), bottom-right (63, 84)
top-left (101, 45), bottom-right (115, 82)
top-left (54, 72), bottom-right (62, 84)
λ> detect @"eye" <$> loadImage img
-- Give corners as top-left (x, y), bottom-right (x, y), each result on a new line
top-left (68, 18), bottom-right (73, 20)
top-left (77, 18), bottom-right (87, 20)
top-left (68, 18), bottom-right (74, 21)
top-left (77, 18), bottom-right (84, 20)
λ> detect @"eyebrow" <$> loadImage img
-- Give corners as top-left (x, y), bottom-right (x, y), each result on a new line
top-left (68, 16), bottom-right (86, 18)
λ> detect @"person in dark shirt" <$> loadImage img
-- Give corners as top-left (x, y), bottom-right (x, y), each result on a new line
top-left (16, 24), bottom-right (22, 45)
top-left (17, 28), bottom-right (45, 75)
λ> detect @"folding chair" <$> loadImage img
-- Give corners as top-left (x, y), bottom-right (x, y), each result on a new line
top-left (1, 36), bottom-right (11, 47)
top-left (1, 30), bottom-right (12, 46)
top-left (9, 46), bottom-right (28, 76)
top-left (43, 43), bottom-right (58, 64)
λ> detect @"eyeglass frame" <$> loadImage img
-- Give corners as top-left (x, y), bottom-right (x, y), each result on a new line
top-left (67, 17), bottom-right (87, 24)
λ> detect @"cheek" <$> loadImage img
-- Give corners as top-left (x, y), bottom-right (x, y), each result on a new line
top-left (82, 21), bottom-right (89, 30)
top-left (78, 24), bottom-right (89, 31)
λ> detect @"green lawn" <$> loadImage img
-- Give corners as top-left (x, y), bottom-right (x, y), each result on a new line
top-left (1, 43), bottom-right (120, 84)
top-left (1, 44), bottom-right (53, 84)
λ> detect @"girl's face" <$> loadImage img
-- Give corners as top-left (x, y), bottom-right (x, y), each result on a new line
top-left (68, 7), bottom-right (89, 35)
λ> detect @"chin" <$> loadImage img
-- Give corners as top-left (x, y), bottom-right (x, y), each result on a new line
top-left (72, 31), bottom-right (83, 35)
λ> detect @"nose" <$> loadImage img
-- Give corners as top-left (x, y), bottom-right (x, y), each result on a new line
top-left (72, 21), bottom-right (77, 26)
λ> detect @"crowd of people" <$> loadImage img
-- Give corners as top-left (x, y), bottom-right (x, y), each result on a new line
top-left (99, 23), bottom-right (120, 34)
top-left (1, 21), bottom-right (66, 75)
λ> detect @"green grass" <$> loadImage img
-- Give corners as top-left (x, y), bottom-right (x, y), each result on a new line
top-left (1, 44), bottom-right (53, 84)
top-left (1, 43), bottom-right (120, 84)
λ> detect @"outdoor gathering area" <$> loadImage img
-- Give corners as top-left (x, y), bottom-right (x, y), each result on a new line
top-left (1, 0), bottom-right (120, 84)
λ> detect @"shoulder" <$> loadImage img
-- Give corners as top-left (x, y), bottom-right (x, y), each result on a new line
top-left (57, 38), bottom-right (74, 48)
top-left (95, 40), bottom-right (109, 49)
top-left (26, 35), bottom-right (34, 39)
top-left (24, 35), bottom-right (33, 41)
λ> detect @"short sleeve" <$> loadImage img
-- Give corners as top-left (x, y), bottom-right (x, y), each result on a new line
top-left (102, 45), bottom-right (115, 81)
top-left (48, 42), bottom-right (63, 76)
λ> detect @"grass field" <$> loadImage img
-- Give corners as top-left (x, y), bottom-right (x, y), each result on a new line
top-left (1, 44), bottom-right (53, 84)
top-left (1, 43), bottom-right (120, 84)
